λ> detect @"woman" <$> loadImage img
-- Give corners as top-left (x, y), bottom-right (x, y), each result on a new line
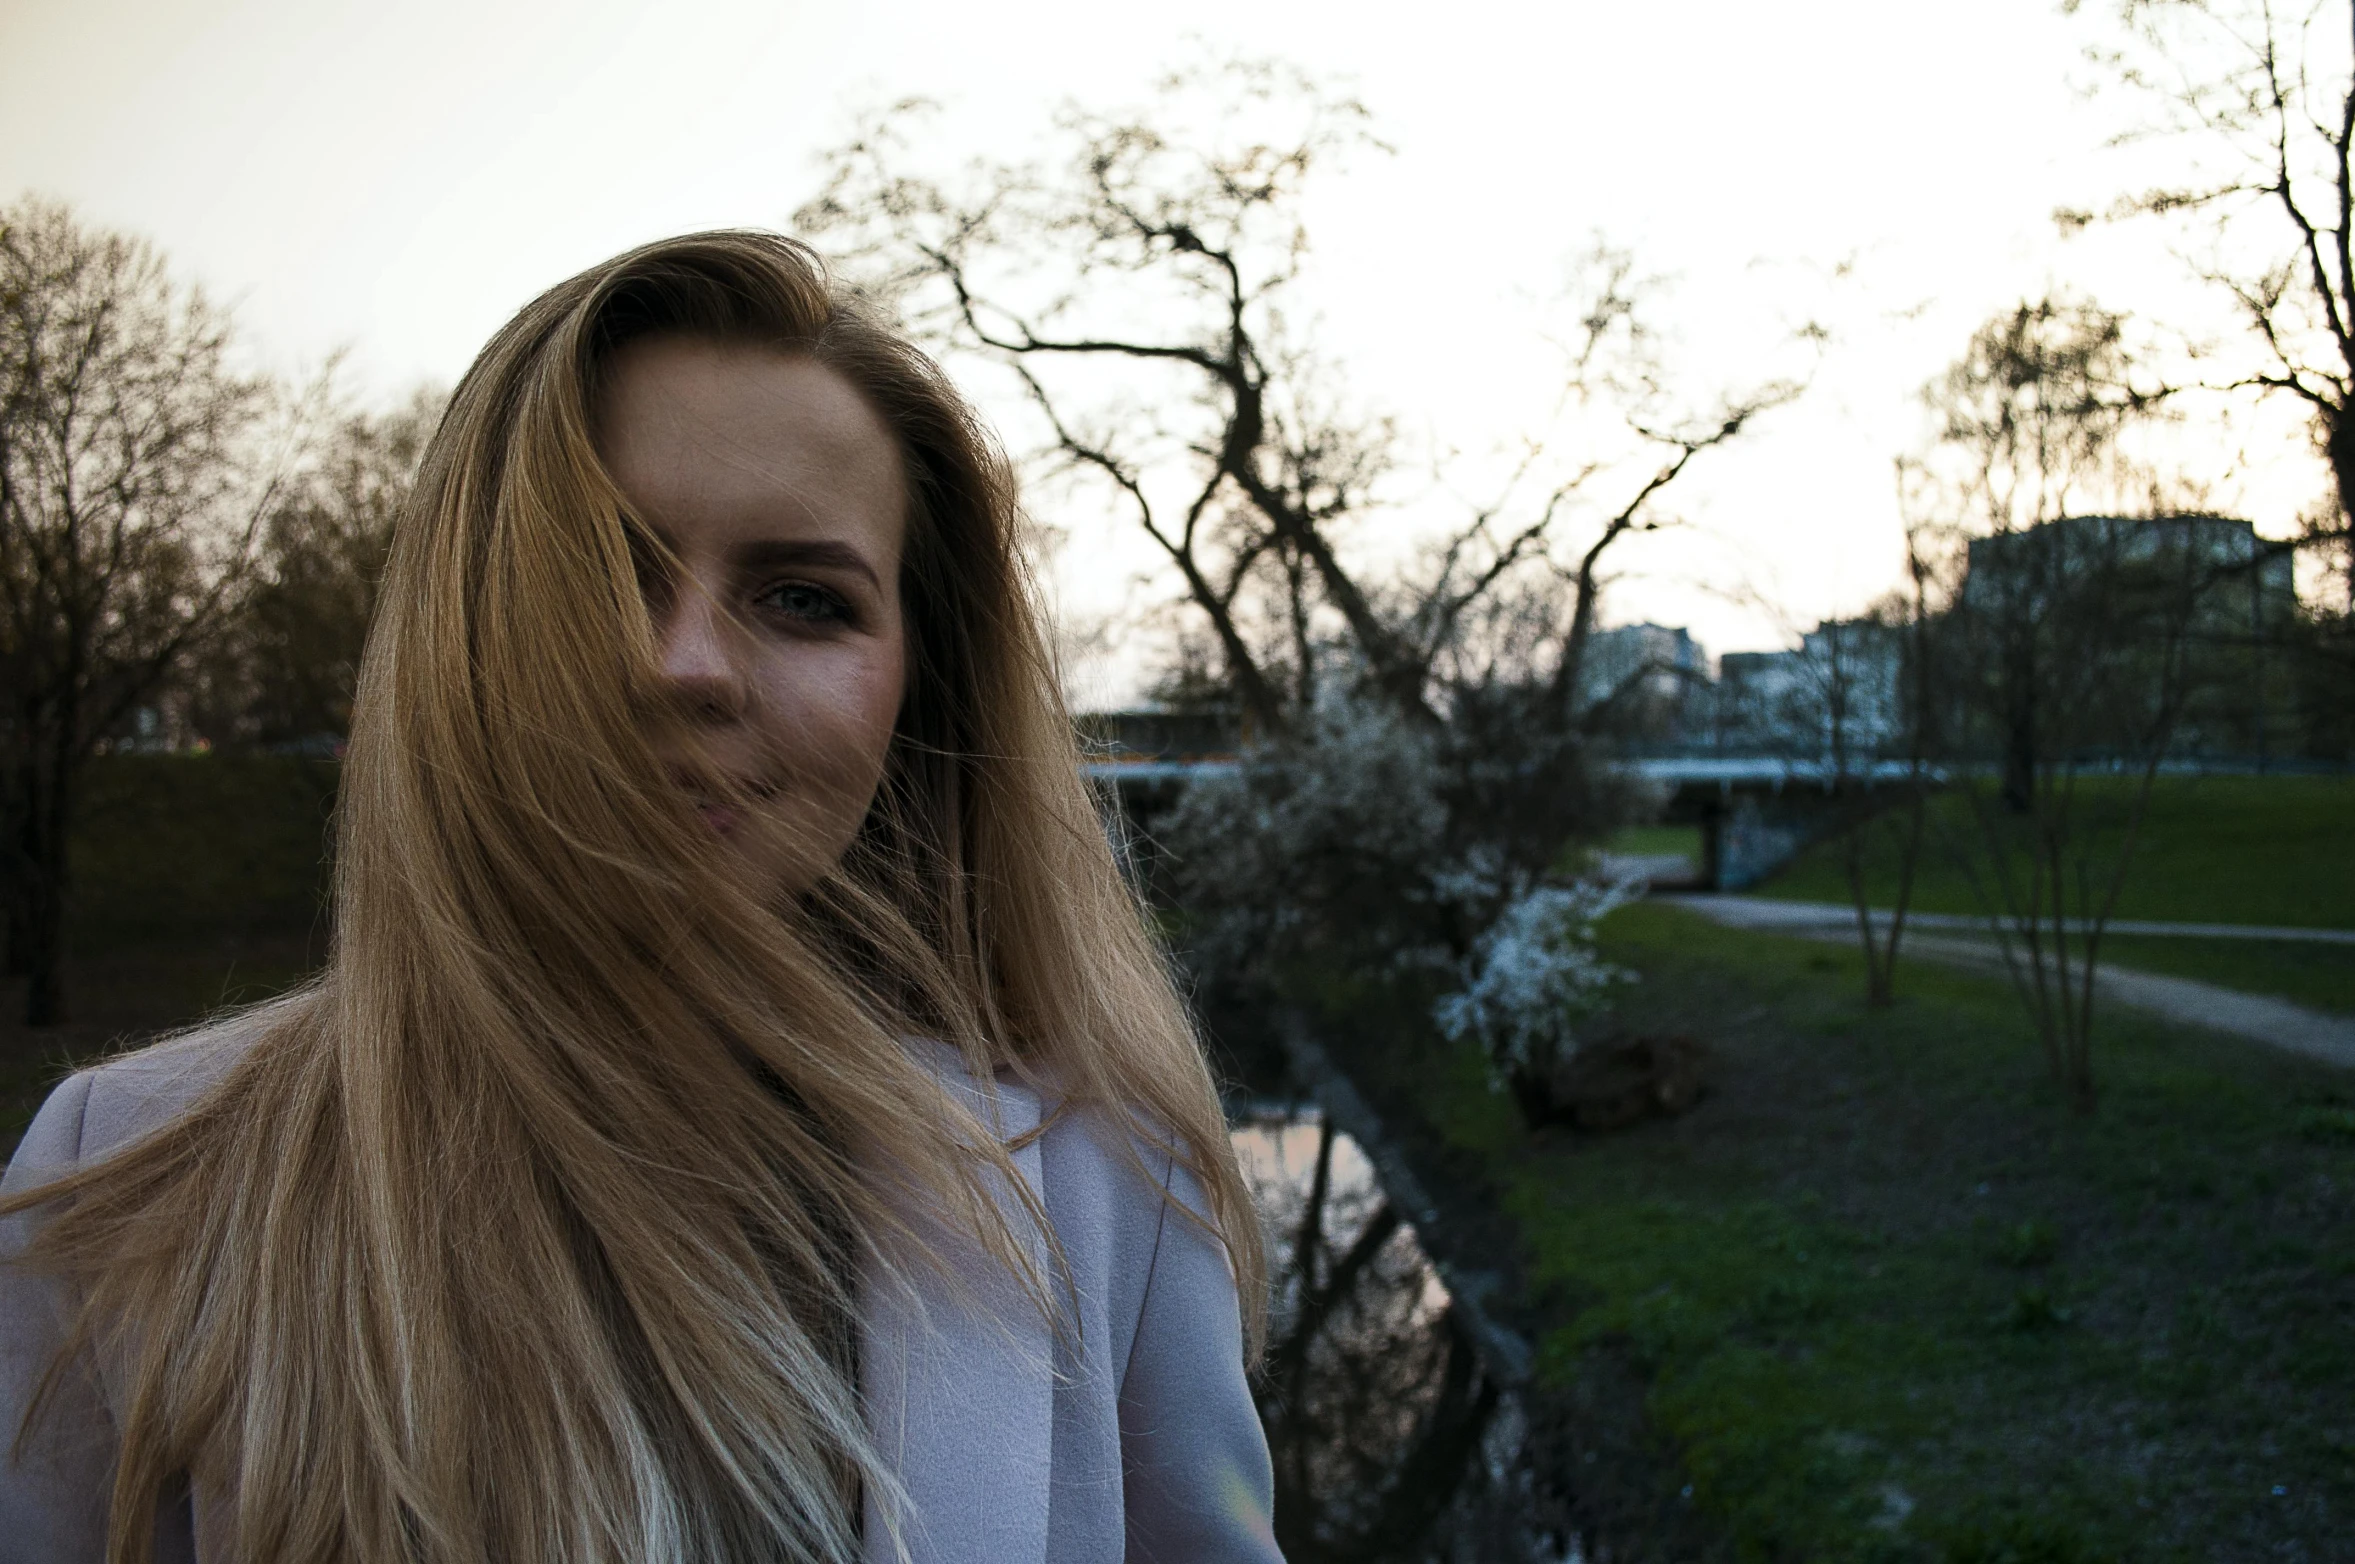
top-left (0, 231), bottom-right (1280, 1564)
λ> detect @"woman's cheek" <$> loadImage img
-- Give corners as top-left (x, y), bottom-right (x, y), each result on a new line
top-left (836, 633), bottom-right (907, 777)
top-left (766, 646), bottom-right (903, 812)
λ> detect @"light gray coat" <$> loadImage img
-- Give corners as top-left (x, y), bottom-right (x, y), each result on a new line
top-left (0, 1017), bottom-right (1282, 1564)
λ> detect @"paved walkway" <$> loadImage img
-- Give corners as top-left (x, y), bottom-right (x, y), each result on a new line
top-left (1661, 893), bottom-right (2355, 946)
top-left (1659, 895), bottom-right (2355, 1071)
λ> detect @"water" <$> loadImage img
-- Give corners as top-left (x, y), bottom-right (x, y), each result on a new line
top-left (1232, 1107), bottom-right (1584, 1564)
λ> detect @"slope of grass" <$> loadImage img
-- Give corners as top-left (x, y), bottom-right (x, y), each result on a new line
top-left (1755, 774), bottom-right (2355, 929)
top-left (1603, 824), bottom-right (1705, 862)
top-left (1325, 900), bottom-right (2355, 1563)
top-left (2094, 934), bottom-right (2355, 1016)
top-left (2, 755), bottom-right (338, 1145)
top-left (67, 753), bottom-right (339, 946)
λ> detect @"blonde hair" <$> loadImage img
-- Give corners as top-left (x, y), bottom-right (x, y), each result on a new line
top-left (7, 231), bottom-right (1262, 1564)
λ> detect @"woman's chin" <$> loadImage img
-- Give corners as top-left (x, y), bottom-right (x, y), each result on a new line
top-left (707, 812), bottom-right (856, 905)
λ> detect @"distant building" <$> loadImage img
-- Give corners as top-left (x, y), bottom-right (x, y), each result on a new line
top-left (1073, 706), bottom-right (1240, 763)
top-left (1709, 619), bottom-right (1909, 761)
top-left (1712, 649), bottom-right (1806, 754)
top-left (1644, 515), bottom-right (2307, 769)
top-left (1797, 618), bottom-right (1908, 759)
top-left (1960, 513), bottom-right (2294, 634)
top-left (1960, 513), bottom-right (2302, 762)
top-left (1581, 623), bottom-right (1709, 745)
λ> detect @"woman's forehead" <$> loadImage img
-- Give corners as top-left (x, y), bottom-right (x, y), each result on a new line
top-left (598, 337), bottom-right (907, 559)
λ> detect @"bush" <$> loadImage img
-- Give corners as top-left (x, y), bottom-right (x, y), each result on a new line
top-left (1161, 690), bottom-right (1455, 988)
top-left (1432, 879), bottom-right (1636, 1087)
top-left (1158, 680), bottom-right (1648, 1118)
top-left (1162, 682), bottom-right (1642, 973)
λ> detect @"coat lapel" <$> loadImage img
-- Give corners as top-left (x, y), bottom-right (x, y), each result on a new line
top-left (860, 1047), bottom-right (1053, 1564)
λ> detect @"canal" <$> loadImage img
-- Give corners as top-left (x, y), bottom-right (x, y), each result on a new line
top-left (1232, 1104), bottom-right (1584, 1563)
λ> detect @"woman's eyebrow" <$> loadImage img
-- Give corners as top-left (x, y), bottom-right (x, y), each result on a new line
top-left (733, 539), bottom-right (883, 591)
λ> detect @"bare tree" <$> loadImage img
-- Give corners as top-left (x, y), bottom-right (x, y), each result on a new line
top-left (794, 61), bottom-right (1800, 735)
top-left (1811, 591), bottom-right (1938, 1010)
top-left (1928, 296), bottom-right (2170, 805)
top-left (0, 200), bottom-right (276, 1024)
top-left (2068, 0), bottom-right (2355, 597)
top-left (184, 388), bottom-right (441, 750)
top-left (1929, 297), bottom-right (2168, 544)
top-left (1943, 518), bottom-right (2218, 1112)
top-left (1922, 298), bottom-right (2231, 1110)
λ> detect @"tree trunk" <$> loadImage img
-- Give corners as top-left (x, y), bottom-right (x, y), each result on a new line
top-left (1876, 783), bottom-right (1928, 1009)
top-left (1863, 950), bottom-right (1894, 1008)
top-left (1, 851), bottom-right (24, 978)
top-left (1842, 803), bottom-right (1895, 1008)
top-left (19, 740), bottom-right (78, 1027)
top-left (1550, 564), bottom-right (1604, 724)
top-left (21, 842), bottom-right (68, 1027)
top-left (2001, 655), bottom-right (2037, 816)
top-left (2326, 398), bottom-right (2355, 606)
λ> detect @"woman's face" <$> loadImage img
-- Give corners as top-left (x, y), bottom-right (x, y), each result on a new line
top-left (598, 336), bottom-right (909, 897)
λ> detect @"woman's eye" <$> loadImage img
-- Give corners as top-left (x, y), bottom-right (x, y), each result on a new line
top-left (759, 581), bottom-right (851, 624)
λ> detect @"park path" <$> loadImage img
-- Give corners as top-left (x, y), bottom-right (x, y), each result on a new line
top-left (1660, 893), bottom-right (2355, 1072)
top-left (1651, 892), bottom-right (2355, 946)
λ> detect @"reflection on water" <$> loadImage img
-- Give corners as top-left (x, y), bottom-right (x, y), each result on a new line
top-left (1233, 1108), bottom-right (1581, 1564)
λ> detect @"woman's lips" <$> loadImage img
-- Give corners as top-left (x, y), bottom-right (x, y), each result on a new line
top-left (667, 766), bottom-right (773, 837)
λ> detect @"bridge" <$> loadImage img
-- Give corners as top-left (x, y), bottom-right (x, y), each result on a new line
top-left (1633, 756), bottom-right (1933, 890)
top-left (1082, 750), bottom-right (1930, 892)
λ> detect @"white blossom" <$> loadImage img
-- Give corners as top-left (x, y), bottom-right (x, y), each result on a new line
top-left (1433, 877), bottom-right (1639, 1085)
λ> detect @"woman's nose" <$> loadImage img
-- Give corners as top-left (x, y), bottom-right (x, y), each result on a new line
top-left (655, 589), bottom-right (749, 720)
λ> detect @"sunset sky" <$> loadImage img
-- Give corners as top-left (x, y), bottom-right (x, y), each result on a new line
top-left (0, 0), bottom-right (2327, 697)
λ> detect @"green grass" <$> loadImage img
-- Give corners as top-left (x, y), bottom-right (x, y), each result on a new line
top-left (2094, 934), bottom-right (2355, 1016)
top-left (1756, 774), bottom-right (2355, 930)
top-left (68, 753), bottom-right (339, 945)
top-left (2, 755), bottom-right (339, 1147)
top-left (1605, 824), bottom-right (1704, 861)
top-left (1323, 900), bottom-right (2355, 1563)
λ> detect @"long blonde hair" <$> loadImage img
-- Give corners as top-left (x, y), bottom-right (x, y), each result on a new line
top-left (7, 231), bottom-right (1261, 1564)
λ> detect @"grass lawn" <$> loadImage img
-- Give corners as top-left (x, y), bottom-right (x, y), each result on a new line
top-left (1, 754), bottom-right (338, 1148)
top-left (2093, 934), bottom-right (2355, 1017)
top-left (67, 753), bottom-right (339, 947)
top-left (1319, 900), bottom-right (2355, 1563)
top-left (1605, 824), bottom-right (1705, 862)
top-left (1754, 774), bottom-right (2355, 930)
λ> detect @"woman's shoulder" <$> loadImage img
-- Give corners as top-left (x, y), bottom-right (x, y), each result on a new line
top-left (79, 1006), bottom-right (276, 1148)
top-left (1025, 1082), bottom-right (1225, 1297)
top-left (1034, 1094), bottom-right (1187, 1205)
top-left (902, 1039), bottom-right (1193, 1245)
top-left (6, 1001), bottom-right (284, 1184)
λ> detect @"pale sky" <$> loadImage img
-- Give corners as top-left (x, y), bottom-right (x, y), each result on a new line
top-left (1, 0), bottom-right (2329, 700)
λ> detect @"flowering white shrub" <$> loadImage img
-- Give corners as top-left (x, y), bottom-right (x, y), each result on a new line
top-left (1160, 689), bottom-right (1452, 983)
top-left (1432, 877), bottom-right (1639, 1086)
top-left (1154, 676), bottom-right (1651, 1088)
